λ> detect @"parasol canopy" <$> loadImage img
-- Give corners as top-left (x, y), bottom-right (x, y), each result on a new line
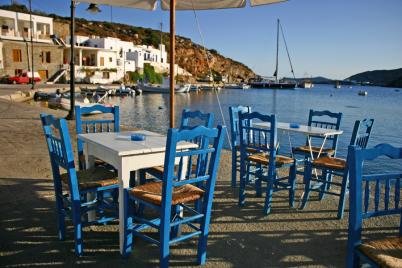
top-left (78, 0), bottom-right (286, 10)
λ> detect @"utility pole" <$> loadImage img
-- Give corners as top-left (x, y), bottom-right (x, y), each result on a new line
top-left (160, 22), bottom-right (163, 64)
top-left (29, 0), bottom-right (34, 89)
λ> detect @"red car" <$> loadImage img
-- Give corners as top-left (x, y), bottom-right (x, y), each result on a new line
top-left (9, 71), bottom-right (41, 84)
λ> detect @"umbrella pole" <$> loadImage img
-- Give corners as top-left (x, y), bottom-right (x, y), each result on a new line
top-left (169, 0), bottom-right (175, 128)
top-left (66, 0), bottom-right (76, 120)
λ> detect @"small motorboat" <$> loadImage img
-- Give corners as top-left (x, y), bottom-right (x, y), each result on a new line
top-left (138, 83), bottom-right (190, 93)
top-left (358, 90), bottom-right (368, 96)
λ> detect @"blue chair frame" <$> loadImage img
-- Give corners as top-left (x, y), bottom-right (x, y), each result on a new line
top-left (301, 119), bottom-right (374, 219)
top-left (346, 143), bottom-right (402, 267)
top-left (40, 114), bottom-right (118, 256)
top-left (229, 106), bottom-right (251, 187)
top-left (75, 105), bottom-right (120, 170)
top-left (238, 111), bottom-right (296, 215)
top-left (124, 125), bottom-right (225, 267)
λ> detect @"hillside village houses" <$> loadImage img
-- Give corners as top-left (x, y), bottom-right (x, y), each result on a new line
top-left (0, 9), bottom-right (190, 84)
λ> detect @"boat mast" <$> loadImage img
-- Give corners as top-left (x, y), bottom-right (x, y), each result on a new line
top-left (275, 18), bottom-right (279, 83)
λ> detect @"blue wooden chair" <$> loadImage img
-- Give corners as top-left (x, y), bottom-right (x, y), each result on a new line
top-left (40, 113), bottom-right (119, 256)
top-left (229, 105), bottom-right (251, 187)
top-left (123, 125), bottom-right (225, 267)
top-left (140, 108), bottom-right (214, 182)
top-left (346, 143), bottom-right (402, 268)
top-left (238, 111), bottom-right (297, 215)
top-left (301, 119), bottom-right (374, 219)
top-left (292, 109), bottom-right (343, 158)
top-left (75, 105), bottom-right (120, 170)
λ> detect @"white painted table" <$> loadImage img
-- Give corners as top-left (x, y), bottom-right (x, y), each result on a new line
top-left (78, 130), bottom-right (197, 255)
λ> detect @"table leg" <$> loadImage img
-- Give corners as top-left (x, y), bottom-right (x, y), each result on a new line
top-left (118, 158), bottom-right (133, 256)
top-left (84, 143), bottom-right (96, 221)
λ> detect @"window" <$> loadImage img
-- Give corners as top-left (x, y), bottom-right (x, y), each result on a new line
top-left (13, 49), bottom-right (22, 62)
top-left (109, 57), bottom-right (112, 63)
top-left (100, 57), bottom-right (104, 66)
top-left (42, 51), bottom-right (51, 63)
top-left (14, 69), bottom-right (23, 75)
top-left (102, 72), bottom-right (110, 79)
top-left (46, 52), bottom-right (51, 63)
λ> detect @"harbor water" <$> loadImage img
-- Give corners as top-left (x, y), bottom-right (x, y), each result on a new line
top-left (107, 84), bottom-right (402, 173)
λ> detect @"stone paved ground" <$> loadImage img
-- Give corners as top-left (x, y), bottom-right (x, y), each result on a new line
top-left (0, 99), bottom-right (399, 267)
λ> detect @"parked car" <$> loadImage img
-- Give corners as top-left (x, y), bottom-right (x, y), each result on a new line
top-left (9, 71), bottom-right (41, 84)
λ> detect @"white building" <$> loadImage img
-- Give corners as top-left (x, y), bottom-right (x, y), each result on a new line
top-left (66, 35), bottom-right (190, 84)
top-left (0, 9), bottom-right (53, 43)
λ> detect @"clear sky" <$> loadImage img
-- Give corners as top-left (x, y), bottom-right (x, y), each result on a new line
top-left (3, 0), bottom-right (401, 79)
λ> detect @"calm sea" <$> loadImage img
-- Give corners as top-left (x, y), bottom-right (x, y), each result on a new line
top-left (108, 84), bottom-right (402, 173)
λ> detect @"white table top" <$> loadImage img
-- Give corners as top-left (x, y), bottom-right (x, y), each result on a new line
top-left (78, 130), bottom-right (198, 156)
top-left (254, 122), bottom-right (343, 137)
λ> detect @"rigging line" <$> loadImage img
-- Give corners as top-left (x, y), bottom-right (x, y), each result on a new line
top-left (191, 1), bottom-right (232, 150)
top-left (279, 21), bottom-right (296, 80)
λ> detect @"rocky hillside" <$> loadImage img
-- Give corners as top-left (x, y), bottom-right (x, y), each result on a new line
top-left (2, 4), bottom-right (256, 82)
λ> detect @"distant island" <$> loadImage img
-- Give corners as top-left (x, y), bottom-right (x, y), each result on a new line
top-left (286, 68), bottom-right (402, 88)
top-left (346, 68), bottom-right (402, 88)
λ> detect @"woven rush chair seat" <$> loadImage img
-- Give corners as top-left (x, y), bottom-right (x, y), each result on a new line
top-left (312, 156), bottom-right (346, 170)
top-left (247, 152), bottom-right (294, 166)
top-left (358, 237), bottom-right (402, 268)
top-left (129, 181), bottom-right (204, 206)
top-left (293, 145), bottom-right (335, 156)
top-left (61, 167), bottom-right (117, 190)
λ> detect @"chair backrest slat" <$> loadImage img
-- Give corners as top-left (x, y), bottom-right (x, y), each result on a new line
top-left (239, 111), bottom-right (277, 171)
top-left (75, 105), bottom-right (119, 169)
top-left (348, 143), bottom-right (402, 221)
top-left (229, 106), bottom-right (251, 148)
top-left (307, 110), bottom-right (343, 153)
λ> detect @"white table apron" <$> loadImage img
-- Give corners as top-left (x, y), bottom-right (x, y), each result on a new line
top-left (79, 130), bottom-right (197, 255)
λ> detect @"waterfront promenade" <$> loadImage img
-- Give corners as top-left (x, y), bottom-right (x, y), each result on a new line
top-left (0, 99), bottom-right (399, 267)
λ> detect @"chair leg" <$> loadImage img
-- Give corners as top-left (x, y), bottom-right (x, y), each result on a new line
top-left (300, 162), bottom-right (312, 209)
top-left (288, 163), bottom-right (297, 208)
top-left (238, 157), bottom-right (246, 206)
top-left (231, 149), bottom-right (237, 187)
top-left (263, 174), bottom-right (275, 215)
top-left (71, 201), bottom-right (83, 257)
top-left (255, 163), bottom-right (262, 198)
top-left (159, 208), bottom-right (171, 268)
top-left (337, 172), bottom-right (349, 219)
top-left (54, 189), bottom-right (65, 240)
top-left (139, 170), bottom-right (148, 185)
top-left (318, 169), bottom-right (328, 200)
top-left (122, 190), bottom-right (133, 257)
top-left (171, 205), bottom-right (181, 239)
top-left (197, 210), bottom-right (211, 265)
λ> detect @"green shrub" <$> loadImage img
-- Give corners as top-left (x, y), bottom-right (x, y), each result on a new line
top-left (144, 63), bottom-right (162, 84)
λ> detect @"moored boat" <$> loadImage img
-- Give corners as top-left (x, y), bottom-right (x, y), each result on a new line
top-left (358, 90), bottom-right (368, 96)
top-left (298, 80), bottom-right (313, 89)
top-left (250, 19), bottom-right (297, 90)
top-left (138, 83), bottom-right (191, 93)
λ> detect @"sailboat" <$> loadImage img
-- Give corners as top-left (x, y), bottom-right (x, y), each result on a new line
top-left (250, 19), bottom-right (296, 89)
